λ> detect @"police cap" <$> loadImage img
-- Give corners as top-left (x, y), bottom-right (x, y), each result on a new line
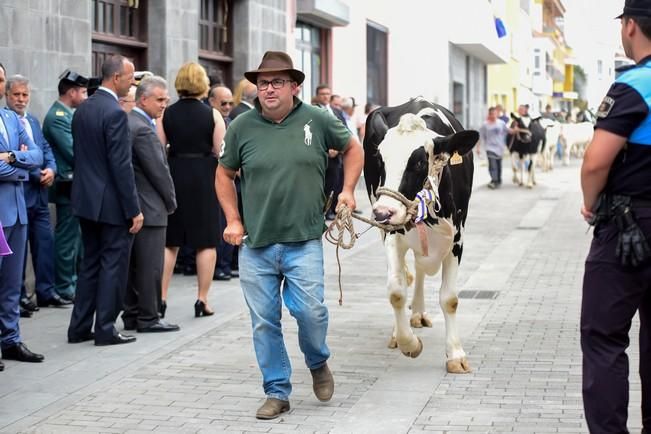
top-left (58, 69), bottom-right (89, 87)
top-left (134, 70), bottom-right (153, 85)
top-left (86, 77), bottom-right (102, 97)
top-left (617, 0), bottom-right (651, 19)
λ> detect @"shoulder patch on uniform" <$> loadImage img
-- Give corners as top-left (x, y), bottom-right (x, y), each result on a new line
top-left (596, 96), bottom-right (614, 118)
top-left (55, 110), bottom-right (65, 116)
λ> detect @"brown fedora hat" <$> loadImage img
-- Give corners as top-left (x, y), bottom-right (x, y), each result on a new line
top-left (244, 51), bottom-right (305, 85)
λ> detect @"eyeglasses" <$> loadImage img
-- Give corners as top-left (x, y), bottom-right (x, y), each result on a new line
top-left (256, 79), bottom-right (291, 91)
top-left (221, 101), bottom-right (234, 107)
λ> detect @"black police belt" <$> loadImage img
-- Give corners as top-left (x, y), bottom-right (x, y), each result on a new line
top-left (590, 193), bottom-right (651, 267)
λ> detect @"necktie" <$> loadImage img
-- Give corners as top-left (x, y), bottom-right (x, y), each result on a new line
top-left (20, 117), bottom-right (34, 141)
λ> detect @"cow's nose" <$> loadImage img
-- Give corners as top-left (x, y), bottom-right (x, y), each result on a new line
top-left (373, 207), bottom-right (393, 223)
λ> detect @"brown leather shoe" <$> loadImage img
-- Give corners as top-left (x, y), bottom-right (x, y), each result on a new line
top-left (255, 398), bottom-right (290, 420)
top-left (310, 363), bottom-right (334, 402)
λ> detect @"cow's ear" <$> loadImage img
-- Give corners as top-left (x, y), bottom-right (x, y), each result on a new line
top-left (433, 130), bottom-right (479, 156)
top-left (365, 111), bottom-right (389, 149)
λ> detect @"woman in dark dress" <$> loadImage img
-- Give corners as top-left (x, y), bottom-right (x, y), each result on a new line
top-left (159, 62), bottom-right (226, 317)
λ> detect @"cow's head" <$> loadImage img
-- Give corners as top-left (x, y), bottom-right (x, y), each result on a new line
top-left (371, 109), bottom-right (477, 226)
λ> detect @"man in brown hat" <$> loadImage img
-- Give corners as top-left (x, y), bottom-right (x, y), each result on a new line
top-left (580, 1), bottom-right (651, 432)
top-left (216, 51), bottom-right (364, 419)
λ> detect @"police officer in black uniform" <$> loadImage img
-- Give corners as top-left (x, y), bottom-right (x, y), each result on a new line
top-left (580, 1), bottom-right (651, 432)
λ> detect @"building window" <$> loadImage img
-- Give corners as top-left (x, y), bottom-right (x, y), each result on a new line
top-left (199, 0), bottom-right (233, 87)
top-left (452, 82), bottom-right (464, 126)
top-left (92, 0), bottom-right (148, 75)
top-left (294, 21), bottom-right (328, 102)
top-left (367, 22), bottom-right (388, 106)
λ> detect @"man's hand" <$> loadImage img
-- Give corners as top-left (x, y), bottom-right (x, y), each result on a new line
top-left (40, 168), bottom-right (55, 187)
top-left (0, 152), bottom-right (8, 163)
top-left (581, 205), bottom-right (595, 223)
top-left (336, 190), bottom-right (356, 213)
top-left (328, 149), bottom-right (339, 158)
top-left (223, 220), bottom-right (245, 246)
top-left (129, 212), bottom-right (144, 234)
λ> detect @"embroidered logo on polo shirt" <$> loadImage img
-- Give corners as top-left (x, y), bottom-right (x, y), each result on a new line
top-left (596, 96), bottom-right (615, 118)
top-left (304, 120), bottom-right (313, 146)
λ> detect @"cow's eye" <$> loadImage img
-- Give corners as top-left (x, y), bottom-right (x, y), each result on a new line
top-left (415, 160), bottom-right (427, 170)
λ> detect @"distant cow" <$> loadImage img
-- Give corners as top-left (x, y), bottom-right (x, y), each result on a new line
top-left (364, 97), bottom-right (478, 373)
top-left (538, 118), bottom-right (561, 172)
top-left (508, 113), bottom-right (545, 188)
top-left (560, 121), bottom-right (593, 165)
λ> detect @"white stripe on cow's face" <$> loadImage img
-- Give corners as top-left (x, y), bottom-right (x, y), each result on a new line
top-left (374, 113), bottom-right (441, 225)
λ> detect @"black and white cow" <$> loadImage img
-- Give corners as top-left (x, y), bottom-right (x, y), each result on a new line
top-left (364, 97), bottom-right (478, 373)
top-left (508, 113), bottom-right (545, 188)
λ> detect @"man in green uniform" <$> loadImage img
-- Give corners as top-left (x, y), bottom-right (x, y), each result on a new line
top-left (216, 51), bottom-right (364, 419)
top-left (43, 70), bottom-right (88, 301)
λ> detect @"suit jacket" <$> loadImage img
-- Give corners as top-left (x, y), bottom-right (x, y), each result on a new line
top-left (128, 110), bottom-right (176, 227)
top-left (0, 109), bottom-right (43, 226)
top-left (18, 111), bottom-right (57, 208)
top-left (229, 101), bottom-right (253, 120)
top-left (43, 100), bottom-right (74, 182)
top-left (318, 104), bottom-right (347, 127)
top-left (71, 88), bottom-right (140, 225)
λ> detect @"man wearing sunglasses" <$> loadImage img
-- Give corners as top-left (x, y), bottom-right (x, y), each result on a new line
top-left (216, 51), bottom-right (364, 419)
top-left (208, 85), bottom-right (234, 125)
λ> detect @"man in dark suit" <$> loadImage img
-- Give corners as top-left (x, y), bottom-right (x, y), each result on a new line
top-left (0, 62), bottom-right (44, 368)
top-left (4, 74), bottom-right (72, 313)
top-left (315, 84), bottom-right (347, 220)
top-left (229, 78), bottom-right (257, 120)
top-left (43, 70), bottom-right (88, 303)
top-left (122, 76), bottom-right (179, 333)
top-left (67, 55), bottom-right (144, 346)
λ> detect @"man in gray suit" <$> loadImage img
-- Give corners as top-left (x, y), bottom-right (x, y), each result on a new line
top-left (122, 76), bottom-right (179, 333)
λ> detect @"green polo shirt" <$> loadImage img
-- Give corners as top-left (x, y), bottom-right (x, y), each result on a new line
top-left (220, 97), bottom-right (351, 248)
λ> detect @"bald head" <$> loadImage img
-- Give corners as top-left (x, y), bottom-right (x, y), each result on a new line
top-left (209, 85), bottom-right (234, 118)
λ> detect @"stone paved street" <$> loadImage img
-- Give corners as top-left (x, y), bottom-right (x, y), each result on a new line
top-left (0, 159), bottom-right (643, 433)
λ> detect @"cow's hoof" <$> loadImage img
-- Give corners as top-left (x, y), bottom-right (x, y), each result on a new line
top-left (526, 184), bottom-right (533, 189)
top-left (410, 312), bottom-right (433, 328)
top-left (446, 357), bottom-right (472, 374)
top-left (401, 336), bottom-right (423, 358)
top-left (387, 336), bottom-right (398, 349)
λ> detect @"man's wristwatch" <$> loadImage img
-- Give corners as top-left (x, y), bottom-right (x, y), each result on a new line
top-left (7, 151), bottom-right (16, 164)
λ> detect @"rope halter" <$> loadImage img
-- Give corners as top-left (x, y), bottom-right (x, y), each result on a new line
top-left (374, 151), bottom-right (450, 230)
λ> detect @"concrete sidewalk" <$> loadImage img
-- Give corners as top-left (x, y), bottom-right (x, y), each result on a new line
top-left (0, 159), bottom-right (643, 433)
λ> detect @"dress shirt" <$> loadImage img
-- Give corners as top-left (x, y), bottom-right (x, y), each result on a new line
top-left (132, 107), bottom-right (156, 131)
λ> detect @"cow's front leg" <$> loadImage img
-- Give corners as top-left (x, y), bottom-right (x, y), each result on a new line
top-left (526, 155), bottom-right (535, 188)
top-left (410, 267), bottom-right (432, 328)
top-left (440, 253), bottom-right (471, 373)
top-left (510, 152), bottom-right (519, 185)
top-left (385, 235), bottom-right (423, 358)
top-left (562, 138), bottom-right (571, 166)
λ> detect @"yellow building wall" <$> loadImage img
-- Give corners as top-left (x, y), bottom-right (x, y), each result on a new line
top-left (487, 0), bottom-right (520, 114)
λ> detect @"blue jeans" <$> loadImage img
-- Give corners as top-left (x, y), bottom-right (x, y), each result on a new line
top-left (239, 239), bottom-right (330, 401)
top-left (487, 151), bottom-right (502, 184)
